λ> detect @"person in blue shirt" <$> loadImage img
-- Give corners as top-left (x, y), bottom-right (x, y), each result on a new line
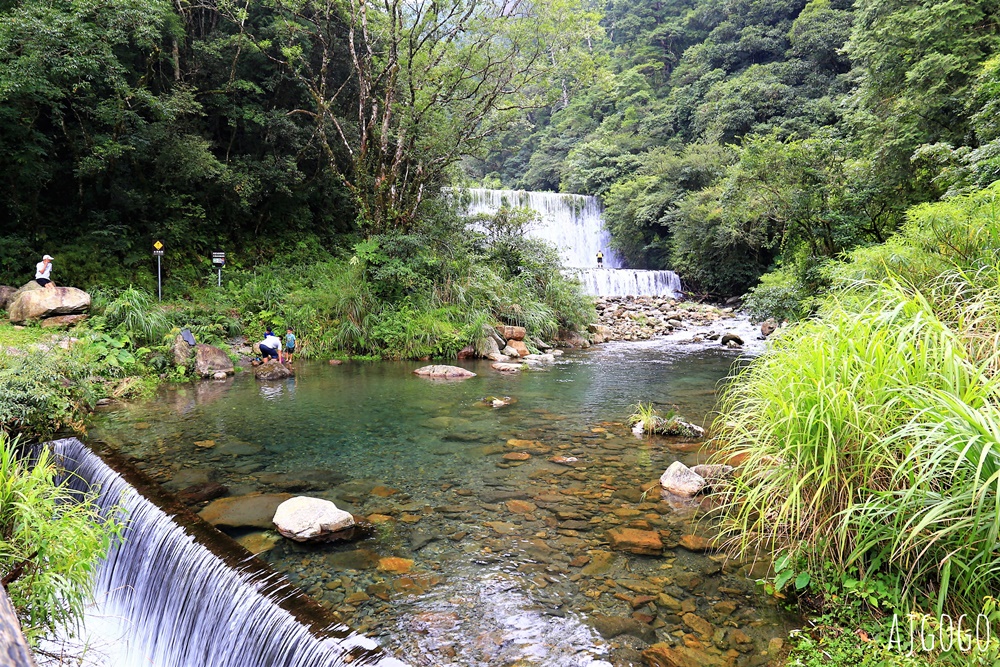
top-left (284, 328), bottom-right (296, 361)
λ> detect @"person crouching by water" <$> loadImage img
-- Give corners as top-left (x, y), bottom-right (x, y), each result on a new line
top-left (284, 327), bottom-right (296, 361)
top-left (35, 254), bottom-right (55, 288)
top-left (259, 329), bottom-right (283, 363)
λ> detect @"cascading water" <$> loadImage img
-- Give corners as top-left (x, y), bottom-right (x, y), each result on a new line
top-left (43, 438), bottom-right (406, 667)
top-left (453, 188), bottom-right (682, 297)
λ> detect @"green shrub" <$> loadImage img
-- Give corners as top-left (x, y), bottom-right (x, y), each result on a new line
top-left (0, 432), bottom-right (121, 643)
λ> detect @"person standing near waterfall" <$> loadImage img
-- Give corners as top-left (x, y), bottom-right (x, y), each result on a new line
top-left (596, 250), bottom-right (604, 268)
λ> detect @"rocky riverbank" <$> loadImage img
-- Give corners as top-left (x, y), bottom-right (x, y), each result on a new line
top-left (592, 297), bottom-right (740, 343)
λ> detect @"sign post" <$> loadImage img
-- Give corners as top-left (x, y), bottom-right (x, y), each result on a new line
top-left (153, 241), bottom-right (165, 301)
top-left (212, 251), bottom-right (226, 287)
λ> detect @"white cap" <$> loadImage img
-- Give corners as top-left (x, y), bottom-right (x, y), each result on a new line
top-left (42, 254), bottom-right (53, 260)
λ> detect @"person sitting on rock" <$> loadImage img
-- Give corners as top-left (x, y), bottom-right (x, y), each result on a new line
top-left (259, 329), bottom-right (283, 363)
top-left (35, 254), bottom-right (55, 288)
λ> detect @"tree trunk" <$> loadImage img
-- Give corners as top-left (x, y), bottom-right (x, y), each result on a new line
top-left (0, 586), bottom-right (36, 667)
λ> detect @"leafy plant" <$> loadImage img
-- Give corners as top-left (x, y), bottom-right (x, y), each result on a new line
top-left (0, 432), bottom-right (121, 643)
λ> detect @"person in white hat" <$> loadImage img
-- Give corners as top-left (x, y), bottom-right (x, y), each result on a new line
top-left (35, 254), bottom-right (54, 289)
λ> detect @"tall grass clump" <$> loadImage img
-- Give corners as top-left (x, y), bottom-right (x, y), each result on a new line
top-left (0, 432), bottom-right (120, 643)
top-left (713, 284), bottom-right (996, 612)
top-left (95, 286), bottom-right (169, 346)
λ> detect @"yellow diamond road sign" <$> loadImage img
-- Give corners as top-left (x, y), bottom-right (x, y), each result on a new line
top-left (153, 240), bottom-right (163, 250)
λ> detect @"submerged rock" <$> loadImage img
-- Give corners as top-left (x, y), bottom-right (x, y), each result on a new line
top-left (272, 496), bottom-right (356, 542)
top-left (606, 527), bottom-right (663, 555)
top-left (659, 461), bottom-right (707, 497)
top-left (199, 493), bottom-right (293, 529)
top-left (491, 362), bottom-right (524, 373)
top-left (412, 365), bottom-right (476, 379)
top-left (642, 643), bottom-right (727, 667)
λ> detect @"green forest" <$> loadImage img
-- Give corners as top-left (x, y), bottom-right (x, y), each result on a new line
top-left (3, 0), bottom-right (999, 310)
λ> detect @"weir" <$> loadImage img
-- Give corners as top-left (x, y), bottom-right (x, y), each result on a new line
top-left (43, 438), bottom-right (406, 667)
top-left (454, 188), bottom-right (682, 297)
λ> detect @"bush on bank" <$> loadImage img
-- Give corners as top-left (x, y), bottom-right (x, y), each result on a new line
top-left (714, 183), bottom-right (1000, 634)
top-left (0, 432), bottom-right (119, 644)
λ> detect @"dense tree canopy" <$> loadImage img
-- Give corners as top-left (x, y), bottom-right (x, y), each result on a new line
top-left (2, 0), bottom-right (1000, 303)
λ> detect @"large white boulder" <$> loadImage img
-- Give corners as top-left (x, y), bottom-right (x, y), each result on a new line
top-left (659, 461), bottom-right (707, 497)
top-left (8, 286), bottom-right (90, 323)
top-left (272, 496), bottom-right (355, 542)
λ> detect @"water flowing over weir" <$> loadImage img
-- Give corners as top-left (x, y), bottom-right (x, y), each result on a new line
top-left (44, 438), bottom-right (407, 667)
top-left (452, 188), bottom-right (682, 297)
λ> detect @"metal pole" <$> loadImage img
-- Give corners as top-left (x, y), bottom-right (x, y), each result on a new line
top-left (157, 255), bottom-right (162, 301)
top-left (218, 268), bottom-right (222, 288)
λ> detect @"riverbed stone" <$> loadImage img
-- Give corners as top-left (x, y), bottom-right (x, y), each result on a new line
top-left (412, 365), bottom-right (476, 379)
top-left (606, 527), bottom-right (662, 555)
top-left (273, 496), bottom-right (356, 542)
top-left (642, 643), bottom-right (727, 667)
top-left (377, 557), bottom-right (414, 574)
top-left (690, 464), bottom-right (734, 487)
top-left (178, 482), bottom-right (228, 504)
top-left (200, 493), bottom-right (293, 529)
top-left (761, 318), bottom-right (778, 337)
top-left (8, 286), bottom-right (90, 323)
top-left (678, 534), bottom-right (716, 552)
top-left (660, 462), bottom-right (706, 497)
top-left (590, 614), bottom-right (657, 643)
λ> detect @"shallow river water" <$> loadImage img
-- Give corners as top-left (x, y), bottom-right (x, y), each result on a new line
top-left (91, 338), bottom-right (793, 666)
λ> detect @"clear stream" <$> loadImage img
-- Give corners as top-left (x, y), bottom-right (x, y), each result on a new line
top-left (90, 338), bottom-right (793, 666)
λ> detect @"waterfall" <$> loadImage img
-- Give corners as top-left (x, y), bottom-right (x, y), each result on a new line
top-left (569, 268), bottom-right (683, 298)
top-left (43, 438), bottom-right (406, 667)
top-left (452, 188), bottom-right (682, 297)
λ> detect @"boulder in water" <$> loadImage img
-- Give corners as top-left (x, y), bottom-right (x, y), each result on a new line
top-left (413, 365), bottom-right (476, 379)
top-left (8, 286), bottom-right (90, 323)
top-left (487, 351), bottom-right (510, 362)
top-left (195, 343), bottom-right (234, 378)
top-left (720, 333), bottom-right (744, 346)
top-left (506, 340), bottom-right (529, 357)
top-left (497, 325), bottom-right (526, 341)
top-left (273, 496), bottom-right (357, 542)
top-left (199, 493), bottom-right (293, 529)
top-left (761, 318), bottom-right (779, 337)
top-left (255, 363), bottom-right (294, 381)
top-left (659, 462), bottom-right (706, 497)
